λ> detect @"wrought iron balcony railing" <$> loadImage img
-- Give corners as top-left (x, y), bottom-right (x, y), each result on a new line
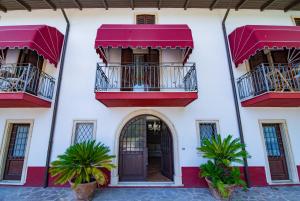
top-left (0, 63), bottom-right (55, 100)
top-left (237, 64), bottom-right (300, 101)
top-left (95, 62), bottom-right (198, 92)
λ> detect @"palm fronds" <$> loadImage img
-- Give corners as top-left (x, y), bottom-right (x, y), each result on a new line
top-left (49, 140), bottom-right (115, 188)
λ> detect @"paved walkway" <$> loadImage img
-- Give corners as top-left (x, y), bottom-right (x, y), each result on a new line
top-left (0, 186), bottom-right (300, 201)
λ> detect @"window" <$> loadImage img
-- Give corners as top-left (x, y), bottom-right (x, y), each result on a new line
top-left (136, 14), bottom-right (155, 24)
top-left (72, 121), bottom-right (96, 144)
top-left (198, 121), bottom-right (218, 146)
top-left (294, 18), bottom-right (300, 26)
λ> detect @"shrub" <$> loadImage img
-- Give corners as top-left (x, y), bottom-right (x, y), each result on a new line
top-left (198, 134), bottom-right (250, 198)
top-left (50, 140), bottom-right (115, 188)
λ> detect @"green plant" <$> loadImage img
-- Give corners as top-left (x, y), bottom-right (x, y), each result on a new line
top-left (198, 134), bottom-right (249, 167)
top-left (198, 134), bottom-right (249, 199)
top-left (50, 140), bottom-right (115, 188)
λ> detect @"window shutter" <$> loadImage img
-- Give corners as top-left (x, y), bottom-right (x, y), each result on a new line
top-left (0, 48), bottom-right (7, 63)
top-left (248, 50), bottom-right (268, 70)
top-left (136, 15), bottom-right (155, 24)
top-left (295, 18), bottom-right (300, 26)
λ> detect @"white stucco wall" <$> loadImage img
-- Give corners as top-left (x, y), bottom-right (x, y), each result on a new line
top-left (0, 8), bottom-right (299, 184)
top-left (226, 10), bottom-right (300, 182)
top-left (0, 10), bottom-right (66, 168)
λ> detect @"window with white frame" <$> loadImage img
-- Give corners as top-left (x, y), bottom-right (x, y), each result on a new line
top-left (198, 121), bottom-right (218, 146)
top-left (72, 121), bottom-right (96, 144)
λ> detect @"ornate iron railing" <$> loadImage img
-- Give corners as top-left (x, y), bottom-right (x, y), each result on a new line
top-left (0, 63), bottom-right (55, 100)
top-left (95, 62), bottom-right (198, 92)
top-left (237, 64), bottom-right (300, 101)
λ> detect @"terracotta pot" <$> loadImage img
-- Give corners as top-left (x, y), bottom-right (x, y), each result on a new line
top-left (70, 181), bottom-right (97, 201)
top-left (205, 177), bottom-right (236, 201)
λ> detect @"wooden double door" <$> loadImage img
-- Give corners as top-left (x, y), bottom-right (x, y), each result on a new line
top-left (121, 48), bottom-right (160, 91)
top-left (262, 123), bottom-right (289, 181)
top-left (3, 124), bottom-right (30, 181)
top-left (119, 115), bottom-right (173, 181)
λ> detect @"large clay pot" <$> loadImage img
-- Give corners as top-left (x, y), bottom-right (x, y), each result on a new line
top-left (70, 181), bottom-right (97, 201)
top-left (205, 177), bottom-right (236, 201)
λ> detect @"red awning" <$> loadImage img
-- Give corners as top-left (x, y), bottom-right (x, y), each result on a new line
top-left (0, 25), bottom-right (64, 66)
top-left (228, 25), bottom-right (300, 66)
top-left (94, 24), bottom-right (194, 63)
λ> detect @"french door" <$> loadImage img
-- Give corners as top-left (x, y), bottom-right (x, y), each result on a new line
top-left (3, 124), bottom-right (30, 180)
top-left (160, 123), bottom-right (173, 180)
top-left (121, 48), bottom-right (159, 91)
top-left (262, 123), bottom-right (289, 181)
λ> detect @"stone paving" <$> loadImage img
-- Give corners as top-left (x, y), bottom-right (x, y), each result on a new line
top-left (0, 186), bottom-right (300, 201)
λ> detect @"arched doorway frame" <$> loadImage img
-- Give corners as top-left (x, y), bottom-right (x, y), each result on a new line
top-left (111, 109), bottom-right (182, 186)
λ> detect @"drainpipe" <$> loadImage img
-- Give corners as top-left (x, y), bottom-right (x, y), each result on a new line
top-left (221, 9), bottom-right (250, 188)
top-left (43, 8), bottom-right (70, 188)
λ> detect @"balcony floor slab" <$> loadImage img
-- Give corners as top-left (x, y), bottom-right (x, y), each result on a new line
top-left (95, 92), bottom-right (198, 107)
top-left (0, 92), bottom-right (52, 108)
top-left (241, 92), bottom-right (300, 107)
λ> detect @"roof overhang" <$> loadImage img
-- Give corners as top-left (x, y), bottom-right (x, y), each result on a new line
top-left (1, 0), bottom-right (300, 12)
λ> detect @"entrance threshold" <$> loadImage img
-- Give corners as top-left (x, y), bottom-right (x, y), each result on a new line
top-left (112, 182), bottom-right (182, 187)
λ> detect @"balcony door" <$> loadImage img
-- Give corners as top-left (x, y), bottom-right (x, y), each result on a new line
top-left (18, 49), bottom-right (44, 95)
top-left (121, 48), bottom-right (159, 91)
top-left (18, 49), bottom-right (44, 71)
top-left (262, 123), bottom-right (289, 181)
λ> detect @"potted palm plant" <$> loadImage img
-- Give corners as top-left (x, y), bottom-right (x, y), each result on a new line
top-left (198, 134), bottom-right (249, 200)
top-left (50, 140), bottom-right (115, 201)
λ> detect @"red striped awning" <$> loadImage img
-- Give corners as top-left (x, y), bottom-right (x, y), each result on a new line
top-left (0, 25), bottom-right (64, 66)
top-left (94, 24), bottom-right (194, 63)
top-left (229, 25), bottom-right (300, 67)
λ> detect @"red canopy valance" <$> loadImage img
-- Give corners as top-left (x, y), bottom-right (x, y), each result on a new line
top-left (228, 25), bottom-right (300, 67)
top-left (0, 25), bottom-right (64, 66)
top-left (94, 24), bottom-right (194, 63)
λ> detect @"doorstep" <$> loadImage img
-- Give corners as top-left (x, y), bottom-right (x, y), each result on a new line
top-left (269, 180), bottom-right (300, 186)
top-left (111, 182), bottom-right (182, 187)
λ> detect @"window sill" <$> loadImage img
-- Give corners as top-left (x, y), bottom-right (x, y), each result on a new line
top-left (0, 180), bottom-right (24, 186)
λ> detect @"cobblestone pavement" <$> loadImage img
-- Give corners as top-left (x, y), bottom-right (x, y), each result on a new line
top-left (0, 186), bottom-right (300, 201)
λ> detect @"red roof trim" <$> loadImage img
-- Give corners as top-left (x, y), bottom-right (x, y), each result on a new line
top-left (0, 25), bottom-right (64, 66)
top-left (228, 25), bottom-right (300, 67)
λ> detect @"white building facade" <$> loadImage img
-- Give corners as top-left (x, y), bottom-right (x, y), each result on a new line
top-left (0, 0), bottom-right (300, 188)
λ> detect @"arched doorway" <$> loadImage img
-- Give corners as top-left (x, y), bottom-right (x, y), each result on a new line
top-left (119, 115), bottom-right (173, 182)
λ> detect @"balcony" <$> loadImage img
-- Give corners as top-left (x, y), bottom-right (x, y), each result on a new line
top-left (94, 63), bottom-right (198, 107)
top-left (237, 64), bottom-right (300, 107)
top-left (0, 64), bottom-right (55, 108)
